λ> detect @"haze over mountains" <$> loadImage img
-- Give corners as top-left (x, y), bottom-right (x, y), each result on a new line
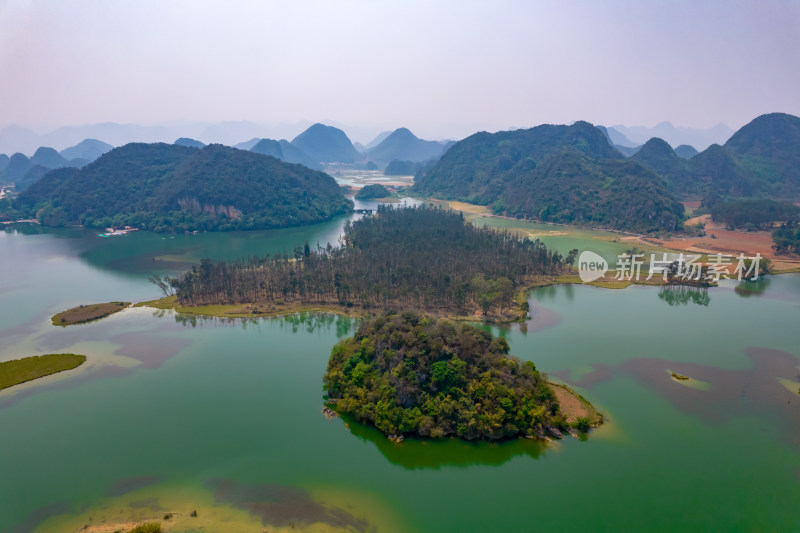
top-left (626, 113), bottom-right (800, 200)
top-left (0, 118), bottom-right (734, 158)
top-left (236, 125), bottom-right (451, 171)
top-left (0, 138), bottom-right (114, 190)
top-left (3, 112), bottom-right (799, 236)
top-left (609, 122), bottom-right (734, 151)
top-left (0, 123), bottom-right (451, 187)
top-left (363, 128), bottom-right (451, 165)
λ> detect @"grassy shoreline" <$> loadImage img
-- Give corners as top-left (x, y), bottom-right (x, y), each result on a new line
top-left (0, 354), bottom-right (87, 390)
top-left (134, 272), bottom-right (673, 324)
top-left (52, 301), bottom-right (130, 326)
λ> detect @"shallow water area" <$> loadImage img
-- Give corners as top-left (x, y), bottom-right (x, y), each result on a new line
top-left (1, 219), bottom-right (799, 532)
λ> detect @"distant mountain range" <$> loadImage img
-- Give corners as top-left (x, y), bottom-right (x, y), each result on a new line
top-left (174, 137), bottom-right (205, 148)
top-left (0, 121), bottom-right (326, 155)
top-left (364, 128), bottom-right (451, 165)
top-left (15, 143), bottom-right (351, 231)
top-left (291, 123), bottom-right (361, 164)
top-left (5, 114), bottom-right (798, 234)
top-left (414, 113), bottom-right (800, 232)
top-left (1, 122), bottom-right (451, 190)
top-left (610, 122), bottom-right (734, 151)
top-left (0, 138), bottom-right (114, 189)
top-left (237, 124), bottom-right (451, 169)
top-left (250, 138), bottom-right (322, 170)
top-left (627, 113), bottom-right (800, 200)
top-left (364, 131), bottom-right (392, 150)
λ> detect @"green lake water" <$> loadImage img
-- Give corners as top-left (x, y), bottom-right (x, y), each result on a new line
top-left (1, 214), bottom-right (799, 532)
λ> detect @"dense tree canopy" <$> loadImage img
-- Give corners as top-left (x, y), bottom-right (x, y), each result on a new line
top-left (324, 311), bottom-right (576, 440)
top-left (168, 205), bottom-right (566, 317)
top-left (773, 220), bottom-right (800, 254)
top-left (413, 123), bottom-right (684, 232)
top-left (354, 184), bottom-right (391, 199)
top-left (710, 199), bottom-right (800, 230)
top-left (14, 143), bottom-right (351, 232)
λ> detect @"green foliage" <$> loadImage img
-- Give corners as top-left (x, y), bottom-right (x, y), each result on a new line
top-left (630, 137), bottom-right (692, 194)
top-left (415, 113), bottom-right (800, 218)
top-left (355, 184), bottom-right (391, 199)
top-left (323, 312), bottom-right (562, 440)
top-left (0, 354), bottom-right (86, 390)
top-left (170, 205), bottom-right (566, 315)
top-left (15, 143), bottom-right (352, 232)
top-left (710, 199), bottom-right (800, 230)
top-left (413, 122), bottom-right (684, 232)
top-left (384, 159), bottom-right (423, 176)
top-left (772, 220), bottom-right (800, 254)
top-left (724, 113), bottom-right (800, 198)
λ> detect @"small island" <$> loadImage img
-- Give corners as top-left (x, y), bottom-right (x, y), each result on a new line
top-left (354, 184), bottom-right (392, 200)
top-left (52, 301), bottom-right (131, 326)
top-left (0, 354), bottom-right (87, 390)
top-left (323, 311), bottom-right (601, 441)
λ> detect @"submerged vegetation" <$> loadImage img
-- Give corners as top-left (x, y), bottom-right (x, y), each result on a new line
top-left (324, 311), bottom-right (600, 440)
top-left (0, 354), bottom-right (86, 390)
top-left (164, 205), bottom-right (567, 320)
top-left (51, 301), bottom-right (130, 326)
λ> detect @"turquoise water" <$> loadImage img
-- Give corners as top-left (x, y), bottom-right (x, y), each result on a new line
top-left (1, 220), bottom-right (799, 532)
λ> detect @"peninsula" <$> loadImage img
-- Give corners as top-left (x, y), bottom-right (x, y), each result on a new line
top-left (52, 301), bottom-right (130, 326)
top-left (158, 205), bottom-right (569, 322)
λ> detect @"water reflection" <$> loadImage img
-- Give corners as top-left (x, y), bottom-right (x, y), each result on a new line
top-left (657, 285), bottom-right (711, 306)
top-left (734, 278), bottom-right (772, 297)
top-left (170, 311), bottom-right (355, 337)
top-left (340, 413), bottom-right (548, 469)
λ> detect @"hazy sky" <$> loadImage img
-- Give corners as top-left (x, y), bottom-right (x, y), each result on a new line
top-left (1, 0), bottom-right (799, 139)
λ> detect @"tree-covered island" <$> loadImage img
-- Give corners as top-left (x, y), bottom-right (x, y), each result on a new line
top-left (161, 205), bottom-right (569, 321)
top-left (354, 184), bottom-right (392, 200)
top-left (324, 311), bottom-right (601, 440)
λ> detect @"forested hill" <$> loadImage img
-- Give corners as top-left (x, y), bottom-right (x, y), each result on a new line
top-left (722, 112), bottom-right (800, 198)
top-left (630, 113), bottom-right (800, 200)
top-left (364, 127), bottom-right (448, 165)
top-left (501, 149), bottom-right (684, 231)
top-left (413, 122), bottom-right (684, 232)
top-left (250, 138), bottom-right (323, 170)
top-left (290, 123), bottom-right (360, 164)
top-left (323, 312), bottom-right (592, 440)
top-left (17, 143), bottom-right (352, 231)
top-left (630, 137), bottom-right (693, 194)
top-left (414, 121), bottom-right (622, 203)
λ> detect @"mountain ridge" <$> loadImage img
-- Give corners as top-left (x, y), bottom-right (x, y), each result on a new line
top-left (16, 143), bottom-right (352, 231)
